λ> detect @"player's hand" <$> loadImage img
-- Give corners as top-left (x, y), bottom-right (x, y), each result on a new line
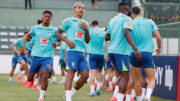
top-left (79, 22), bottom-right (88, 31)
top-left (16, 50), bottom-right (21, 56)
top-left (24, 49), bottom-right (29, 56)
top-left (105, 54), bottom-right (109, 62)
top-left (134, 49), bottom-right (142, 61)
top-left (52, 41), bottom-right (57, 48)
top-left (63, 59), bottom-right (66, 63)
top-left (66, 40), bottom-right (75, 48)
top-left (155, 48), bottom-right (161, 56)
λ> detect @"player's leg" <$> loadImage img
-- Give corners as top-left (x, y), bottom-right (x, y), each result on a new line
top-left (114, 54), bottom-right (130, 101)
top-left (18, 54), bottom-right (29, 84)
top-left (130, 52), bottom-right (143, 101)
top-left (142, 52), bottom-right (155, 101)
top-left (95, 55), bottom-right (104, 95)
top-left (143, 68), bottom-right (155, 101)
top-left (51, 70), bottom-right (56, 83)
top-left (9, 57), bottom-right (18, 84)
top-left (38, 57), bottom-right (53, 101)
top-left (133, 67), bottom-right (142, 101)
top-left (89, 69), bottom-right (96, 96)
top-left (125, 65), bottom-right (135, 101)
top-left (96, 69), bottom-right (102, 95)
top-left (65, 51), bottom-right (79, 101)
top-left (65, 70), bottom-right (76, 101)
top-left (26, 56), bottom-right (41, 88)
top-left (32, 73), bottom-right (40, 91)
top-left (70, 52), bottom-right (89, 99)
top-left (106, 60), bottom-right (114, 91)
top-left (89, 54), bottom-right (97, 96)
top-left (109, 54), bottom-right (120, 101)
top-left (9, 67), bottom-right (16, 84)
top-left (59, 59), bottom-right (66, 84)
top-left (141, 69), bottom-right (148, 98)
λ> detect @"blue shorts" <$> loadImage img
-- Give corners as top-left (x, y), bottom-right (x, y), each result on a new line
top-left (16, 53), bottom-right (29, 64)
top-left (29, 56), bottom-right (53, 73)
top-left (12, 57), bottom-right (19, 67)
top-left (109, 53), bottom-right (130, 72)
top-left (89, 53), bottom-right (104, 70)
top-left (59, 59), bottom-right (66, 67)
top-left (66, 51), bottom-right (89, 72)
top-left (130, 52), bottom-right (155, 68)
top-left (104, 56), bottom-right (112, 69)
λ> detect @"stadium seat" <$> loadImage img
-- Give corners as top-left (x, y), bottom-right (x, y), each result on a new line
top-left (9, 32), bottom-right (17, 36)
top-left (26, 26), bottom-right (31, 31)
top-left (17, 26), bottom-right (25, 30)
top-left (0, 39), bottom-right (8, 43)
top-left (18, 32), bottom-right (24, 36)
top-left (0, 25), bottom-right (8, 30)
top-left (9, 39), bottom-right (17, 43)
top-left (8, 26), bottom-right (16, 30)
top-left (0, 32), bottom-right (8, 36)
top-left (0, 45), bottom-right (9, 49)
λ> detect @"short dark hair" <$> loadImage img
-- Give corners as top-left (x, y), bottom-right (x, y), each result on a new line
top-left (132, 6), bottom-right (141, 15)
top-left (24, 31), bottom-right (28, 34)
top-left (91, 20), bottom-right (99, 26)
top-left (118, 2), bottom-right (128, 8)
top-left (43, 10), bottom-right (52, 17)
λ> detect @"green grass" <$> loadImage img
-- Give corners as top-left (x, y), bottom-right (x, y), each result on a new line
top-left (0, 74), bottom-right (175, 101)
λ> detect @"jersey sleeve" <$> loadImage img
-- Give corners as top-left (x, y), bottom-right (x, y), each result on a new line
top-left (29, 26), bottom-right (36, 37)
top-left (59, 18), bottom-right (71, 31)
top-left (150, 20), bottom-right (158, 32)
top-left (123, 17), bottom-right (133, 30)
top-left (52, 28), bottom-right (59, 42)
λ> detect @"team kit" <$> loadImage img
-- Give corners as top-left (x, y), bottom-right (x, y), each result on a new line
top-left (8, 2), bottom-right (162, 101)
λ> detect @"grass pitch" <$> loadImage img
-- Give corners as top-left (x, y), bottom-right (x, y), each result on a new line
top-left (0, 74), bottom-right (175, 101)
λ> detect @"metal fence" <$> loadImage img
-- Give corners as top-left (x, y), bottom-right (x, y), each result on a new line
top-left (154, 22), bottom-right (180, 55)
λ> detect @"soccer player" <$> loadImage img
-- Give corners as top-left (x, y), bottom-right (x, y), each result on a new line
top-left (105, 2), bottom-right (141, 101)
top-left (56, 2), bottom-right (90, 101)
top-left (59, 41), bottom-right (67, 84)
top-left (23, 10), bottom-right (59, 101)
top-left (11, 33), bottom-right (30, 84)
top-left (104, 41), bottom-right (115, 92)
top-left (9, 37), bottom-right (22, 84)
top-left (87, 20), bottom-right (106, 96)
top-left (130, 6), bottom-right (161, 101)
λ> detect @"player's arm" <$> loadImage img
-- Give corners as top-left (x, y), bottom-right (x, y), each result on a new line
top-left (10, 44), bottom-right (17, 54)
top-left (56, 29), bottom-right (75, 48)
top-left (153, 30), bottom-right (162, 56)
top-left (63, 49), bottom-right (66, 63)
top-left (105, 24), bottom-right (111, 41)
top-left (56, 40), bottom-right (62, 47)
top-left (124, 28), bottom-right (141, 60)
top-left (104, 41), bottom-right (109, 62)
top-left (23, 33), bottom-right (31, 56)
top-left (105, 34), bottom-right (110, 41)
top-left (11, 40), bottom-right (20, 56)
top-left (79, 22), bottom-right (90, 44)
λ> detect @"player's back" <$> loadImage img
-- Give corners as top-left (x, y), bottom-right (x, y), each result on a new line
top-left (107, 13), bottom-right (133, 55)
top-left (131, 17), bottom-right (158, 53)
top-left (87, 27), bottom-right (105, 55)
